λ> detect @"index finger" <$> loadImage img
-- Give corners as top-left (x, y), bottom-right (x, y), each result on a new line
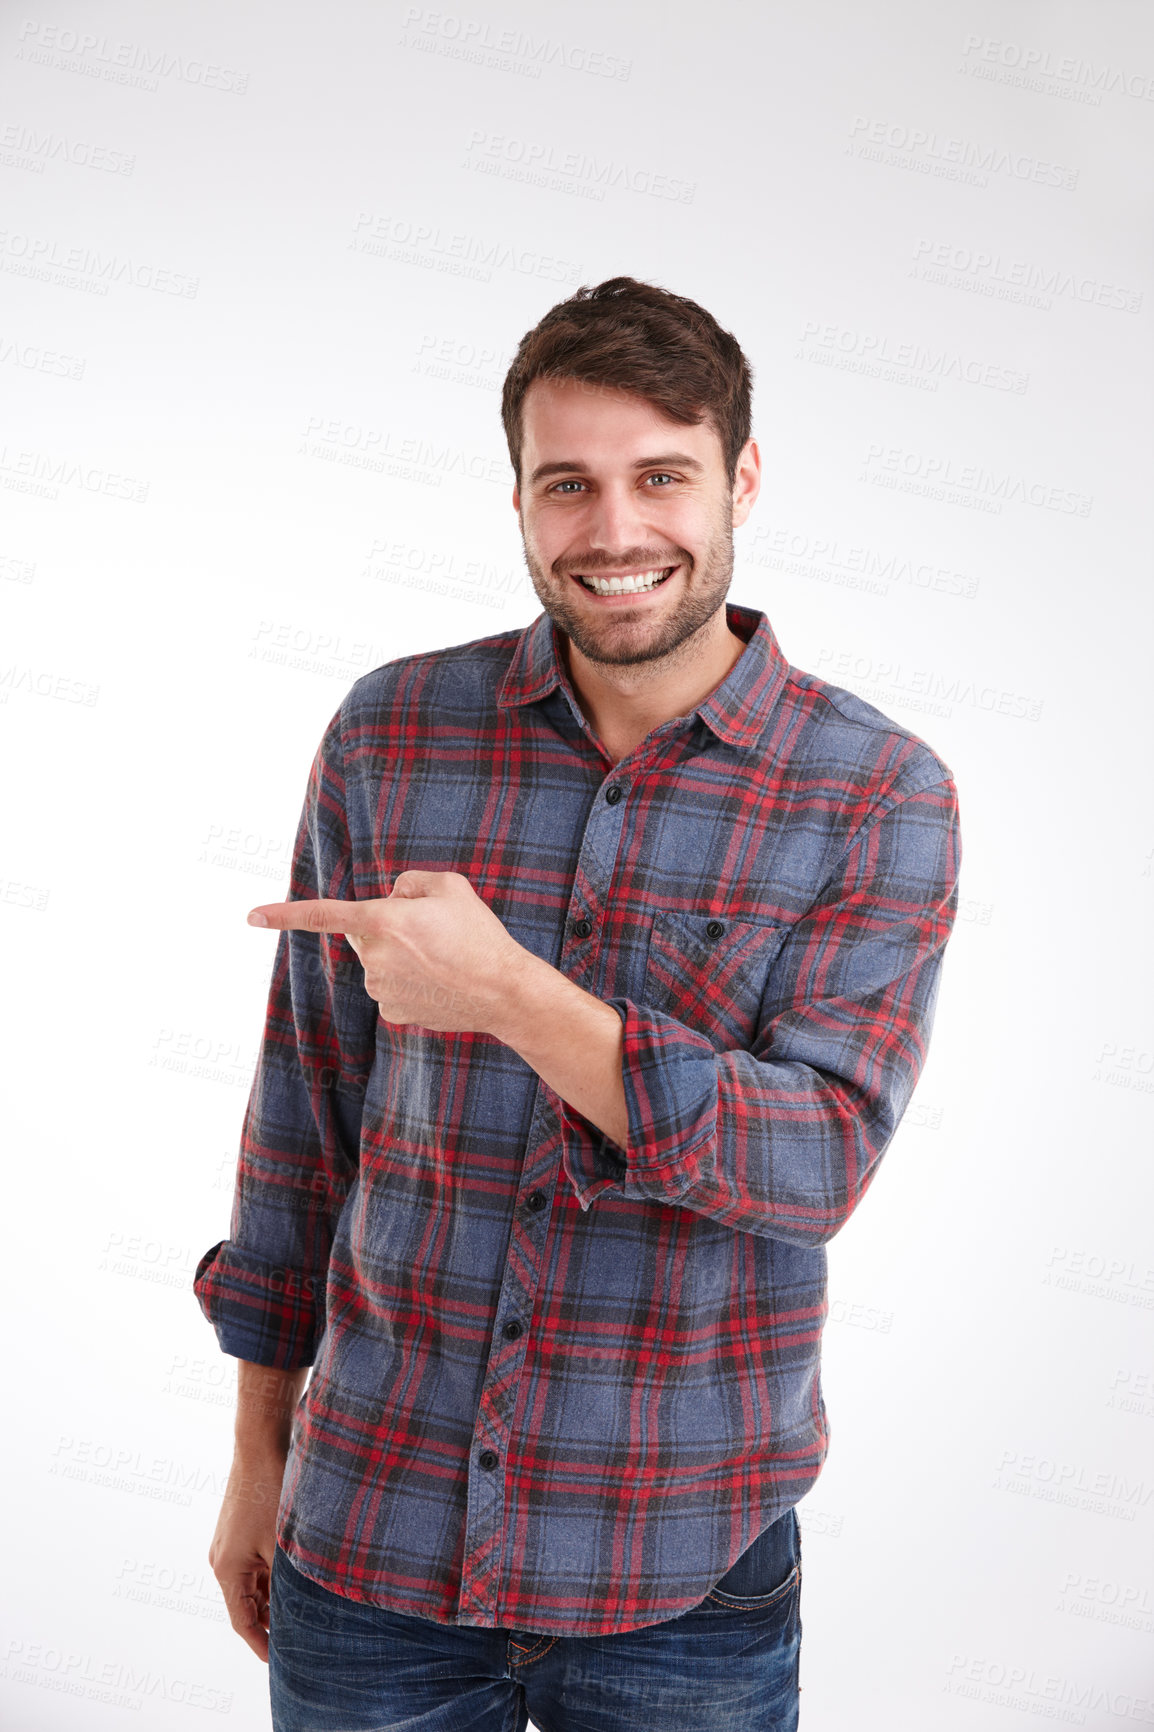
top-left (247, 899), bottom-right (363, 935)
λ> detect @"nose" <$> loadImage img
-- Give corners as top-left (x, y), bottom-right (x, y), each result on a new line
top-left (582, 479), bottom-right (654, 557)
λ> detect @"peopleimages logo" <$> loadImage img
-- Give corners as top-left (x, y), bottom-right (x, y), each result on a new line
top-left (0, 334), bottom-right (85, 379)
top-left (463, 130), bottom-right (696, 203)
top-left (0, 663), bottom-right (99, 705)
top-left (814, 648), bottom-right (1044, 723)
top-left (362, 538), bottom-right (529, 610)
top-left (1043, 1244), bottom-right (1154, 1309)
top-left (992, 1448), bottom-right (1153, 1521)
top-left (0, 122), bottom-right (135, 175)
top-left (15, 18), bottom-right (248, 92)
top-left (0, 228), bottom-right (199, 298)
top-left (959, 33), bottom-right (1154, 102)
top-left (795, 320), bottom-right (1028, 393)
top-left (860, 442), bottom-right (1092, 516)
top-left (412, 332), bottom-right (514, 391)
top-left (747, 525), bottom-right (979, 601)
top-left (2, 1638), bottom-right (235, 1715)
top-left (910, 237), bottom-right (1142, 312)
top-left (398, 8), bottom-right (632, 81)
top-left (848, 115), bottom-right (1079, 188)
top-left (944, 1653), bottom-right (1154, 1724)
top-left (298, 413), bottom-right (512, 490)
top-left (348, 211), bottom-right (581, 286)
top-left (0, 444), bottom-right (148, 502)
top-left (1056, 1570), bottom-right (1154, 1635)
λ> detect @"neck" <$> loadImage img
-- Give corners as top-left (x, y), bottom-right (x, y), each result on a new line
top-left (558, 611), bottom-right (748, 757)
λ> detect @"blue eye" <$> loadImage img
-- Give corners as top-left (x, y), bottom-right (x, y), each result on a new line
top-left (547, 472), bottom-right (679, 495)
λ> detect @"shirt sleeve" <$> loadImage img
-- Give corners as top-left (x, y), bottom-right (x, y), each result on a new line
top-left (553, 772), bottom-right (961, 1243)
top-left (192, 705), bottom-right (379, 1367)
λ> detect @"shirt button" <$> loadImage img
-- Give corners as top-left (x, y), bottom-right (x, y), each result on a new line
top-left (604, 785), bottom-right (623, 805)
top-left (479, 1450), bottom-right (499, 1470)
top-left (706, 919), bottom-right (725, 939)
top-left (526, 1191), bottom-right (547, 1212)
top-left (572, 917), bottom-right (592, 938)
top-left (502, 1320), bottom-right (523, 1340)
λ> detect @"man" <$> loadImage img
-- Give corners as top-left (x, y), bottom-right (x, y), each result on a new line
top-left (195, 276), bottom-right (961, 1731)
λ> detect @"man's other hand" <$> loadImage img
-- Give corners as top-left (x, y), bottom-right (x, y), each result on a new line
top-left (207, 1456), bottom-right (288, 1664)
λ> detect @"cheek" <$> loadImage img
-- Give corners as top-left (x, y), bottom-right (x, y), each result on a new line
top-left (656, 508), bottom-right (705, 556)
top-left (525, 515), bottom-right (580, 570)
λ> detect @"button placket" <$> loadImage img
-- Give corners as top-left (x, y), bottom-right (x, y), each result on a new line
top-left (457, 769), bottom-right (634, 1627)
top-left (458, 1075), bottom-right (563, 1626)
top-left (559, 773), bottom-right (632, 993)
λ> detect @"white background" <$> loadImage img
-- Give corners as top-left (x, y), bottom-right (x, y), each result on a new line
top-left (2, 2), bottom-right (1152, 1726)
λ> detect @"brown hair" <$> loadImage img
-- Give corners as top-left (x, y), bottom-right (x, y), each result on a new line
top-left (501, 275), bottom-right (753, 488)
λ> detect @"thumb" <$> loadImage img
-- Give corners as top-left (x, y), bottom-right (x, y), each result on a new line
top-left (387, 869), bottom-right (447, 899)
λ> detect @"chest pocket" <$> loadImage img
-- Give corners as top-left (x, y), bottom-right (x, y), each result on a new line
top-left (643, 910), bottom-right (788, 1050)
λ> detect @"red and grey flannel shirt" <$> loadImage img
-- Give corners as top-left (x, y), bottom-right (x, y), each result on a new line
top-left (194, 601), bottom-right (961, 1636)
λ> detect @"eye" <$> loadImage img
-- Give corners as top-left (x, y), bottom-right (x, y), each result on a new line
top-left (646, 472), bottom-right (676, 487)
top-left (549, 479), bottom-right (586, 494)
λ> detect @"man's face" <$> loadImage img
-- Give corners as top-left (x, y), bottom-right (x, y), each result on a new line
top-left (512, 376), bottom-right (758, 669)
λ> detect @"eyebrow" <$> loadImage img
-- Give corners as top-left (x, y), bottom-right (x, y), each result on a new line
top-left (528, 453), bottom-right (705, 485)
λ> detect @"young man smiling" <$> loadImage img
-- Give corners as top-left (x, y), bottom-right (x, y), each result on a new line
top-left (195, 277), bottom-right (961, 1732)
top-left (514, 368), bottom-right (759, 769)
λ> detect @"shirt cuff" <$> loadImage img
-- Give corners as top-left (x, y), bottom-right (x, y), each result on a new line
top-left (555, 997), bottom-right (719, 1212)
top-left (192, 1239), bottom-right (324, 1368)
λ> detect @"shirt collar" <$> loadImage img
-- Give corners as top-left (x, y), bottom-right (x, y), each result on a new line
top-left (496, 602), bottom-right (791, 751)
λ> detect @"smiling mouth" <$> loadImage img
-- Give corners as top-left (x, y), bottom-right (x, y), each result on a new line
top-left (570, 565), bottom-right (676, 597)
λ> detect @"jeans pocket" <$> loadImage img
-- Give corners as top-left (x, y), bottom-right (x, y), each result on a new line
top-left (703, 1507), bottom-right (801, 1611)
top-left (705, 1559), bottom-right (799, 1612)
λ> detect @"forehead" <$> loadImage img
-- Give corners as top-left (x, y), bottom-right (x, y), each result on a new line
top-left (520, 375), bottom-right (721, 467)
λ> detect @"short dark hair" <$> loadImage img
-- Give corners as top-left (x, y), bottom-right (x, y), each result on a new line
top-left (501, 275), bottom-right (753, 488)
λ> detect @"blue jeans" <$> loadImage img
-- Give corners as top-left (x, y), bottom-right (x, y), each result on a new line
top-left (268, 1507), bottom-right (801, 1731)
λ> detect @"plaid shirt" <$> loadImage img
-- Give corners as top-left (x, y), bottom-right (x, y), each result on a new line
top-left (194, 601), bottom-right (961, 1636)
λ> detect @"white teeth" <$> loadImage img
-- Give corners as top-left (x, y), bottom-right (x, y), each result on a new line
top-left (577, 567), bottom-right (672, 595)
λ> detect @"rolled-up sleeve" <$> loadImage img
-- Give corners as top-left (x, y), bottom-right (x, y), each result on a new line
top-left (193, 706), bottom-right (379, 1366)
top-left (557, 773), bottom-right (961, 1241)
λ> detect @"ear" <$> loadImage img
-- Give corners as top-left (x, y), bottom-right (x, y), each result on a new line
top-left (730, 438), bottom-right (761, 528)
top-left (512, 481), bottom-right (521, 513)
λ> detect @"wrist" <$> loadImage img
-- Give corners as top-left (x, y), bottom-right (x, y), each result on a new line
top-left (486, 953), bottom-right (629, 1150)
top-left (486, 947), bottom-right (567, 1052)
top-left (224, 1453), bottom-right (288, 1510)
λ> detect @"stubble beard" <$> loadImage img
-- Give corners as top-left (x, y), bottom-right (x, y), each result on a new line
top-left (518, 497), bottom-right (736, 671)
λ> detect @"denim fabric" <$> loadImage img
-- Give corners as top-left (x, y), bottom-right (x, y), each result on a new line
top-left (268, 1508), bottom-right (801, 1731)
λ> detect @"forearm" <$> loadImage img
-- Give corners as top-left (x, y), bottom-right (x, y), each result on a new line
top-left (494, 778), bottom-right (959, 1230)
top-left (492, 951), bottom-right (628, 1150)
top-left (233, 1360), bottom-right (309, 1463)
